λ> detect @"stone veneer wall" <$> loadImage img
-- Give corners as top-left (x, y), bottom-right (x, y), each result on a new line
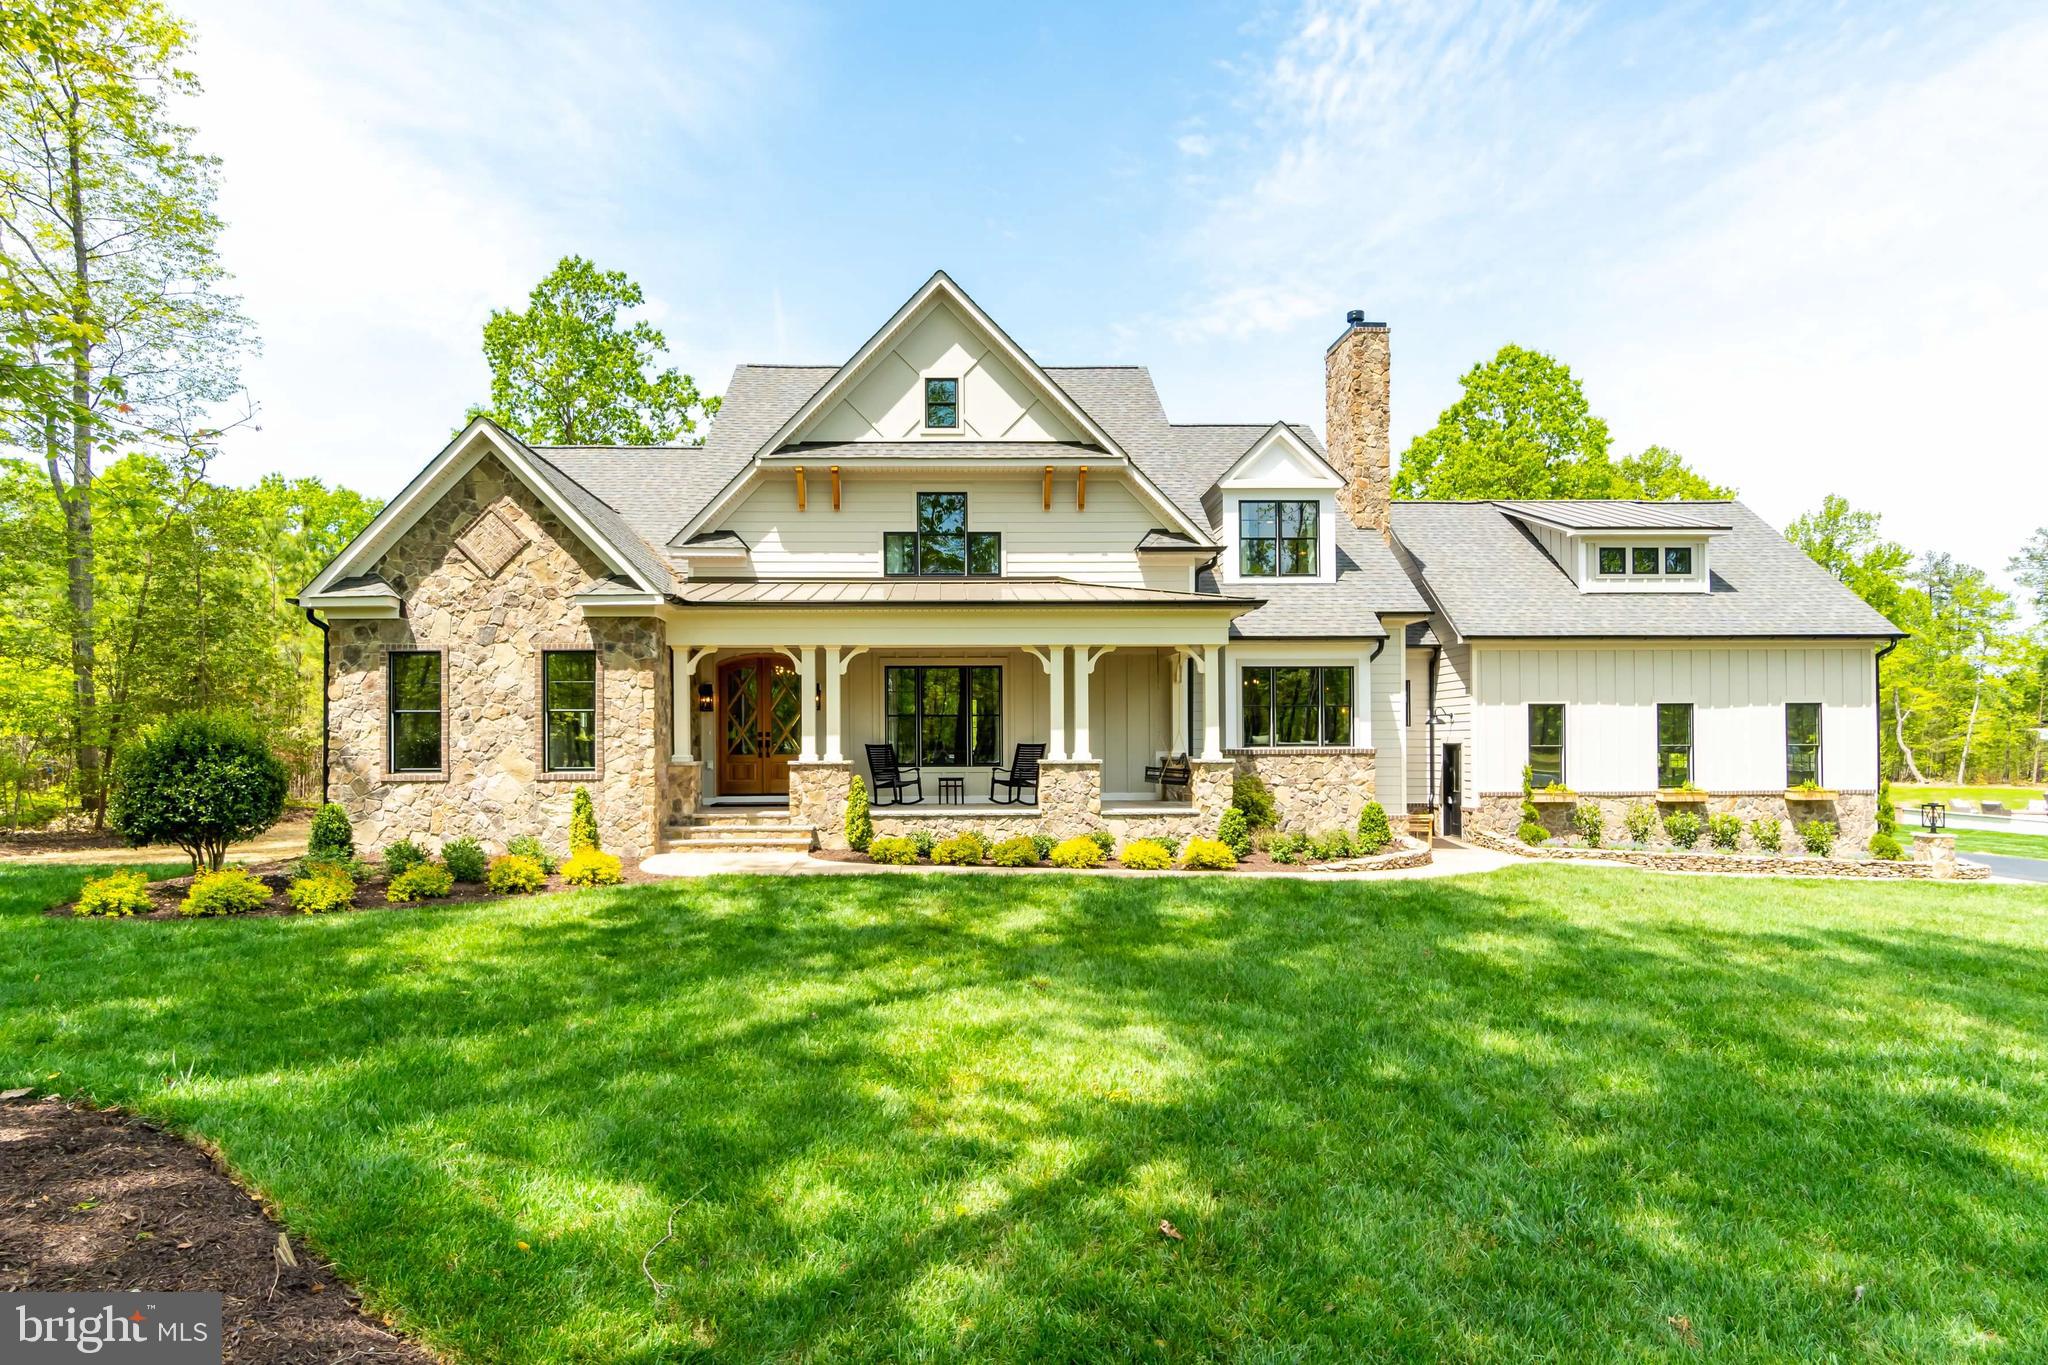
top-left (1325, 322), bottom-right (1392, 534)
top-left (1476, 791), bottom-right (1880, 854)
top-left (1467, 827), bottom-right (1985, 880)
top-left (665, 761), bottom-right (702, 827)
top-left (1231, 749), bottom-right (1378, 831)
top-left (327, 454), bottom-right (664, 859)
top-left (820, 759), bottom-right (1237, 850)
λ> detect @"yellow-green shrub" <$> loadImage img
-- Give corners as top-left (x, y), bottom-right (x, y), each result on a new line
top-left (561, 848), bottom-right (623, 887)
top-left (990, 835), bottom-right (1038, 866)
top-left (285, 873), bottom-right (354, 914)
top-left (868, 835), bottom-right (919, 865)
top-left (1049, 836), bottom-right (1105, 869)
top-left (931, 833), bottom-right (985, 865)
top-left (1180, 838), bottom-right (1238, 870)
top-left (486, 853), bottom-right (546, 894)
top-left (1118, 838), bottom-right (1172, 870)
top-left (74, 869), bottom-right (152, 918)
top-left (180, 866), bottom-right (272, 917)
top-left (385, 862), bottom-right (455, 903)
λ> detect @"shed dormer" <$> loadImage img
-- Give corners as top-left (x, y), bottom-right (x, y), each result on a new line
top-left (1211, 423), bottom-right (1347, 587)
top-left (1494, 501), bottom-right (1733, 595)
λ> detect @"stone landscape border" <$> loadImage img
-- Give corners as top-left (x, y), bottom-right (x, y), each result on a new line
top-left (1466, 828), bottom-right (1987, 880)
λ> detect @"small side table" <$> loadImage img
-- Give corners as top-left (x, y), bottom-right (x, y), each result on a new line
top-left (939, 776), bottom-right (965, 805)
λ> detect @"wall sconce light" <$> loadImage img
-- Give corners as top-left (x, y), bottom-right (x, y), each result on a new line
top-left (696, 682), bottom-right (714, 713)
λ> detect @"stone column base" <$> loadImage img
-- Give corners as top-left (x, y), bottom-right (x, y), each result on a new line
top-left (790, 760), bottom-right (853, 848)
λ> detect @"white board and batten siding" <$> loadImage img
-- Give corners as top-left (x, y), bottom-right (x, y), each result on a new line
top-left (1470, 641), bottom-right (1879, 794)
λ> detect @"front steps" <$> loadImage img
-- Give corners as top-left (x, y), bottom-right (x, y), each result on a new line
top-left (663, 805), bottom-right (817, 853)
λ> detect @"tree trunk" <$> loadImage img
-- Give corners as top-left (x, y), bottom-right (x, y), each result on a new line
top-left (1955, 668), bottom-right (1984, 786)
top-left (1893, 689), bottom-right (1927, 784)
top-left (61, 113), bottom-right (101, 824)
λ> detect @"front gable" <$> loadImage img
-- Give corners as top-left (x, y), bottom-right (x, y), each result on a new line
top-left (1214, 423), bottom-right (1346, 492)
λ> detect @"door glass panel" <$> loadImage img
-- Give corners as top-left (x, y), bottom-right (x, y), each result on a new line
top-left (769, 666), bottom-right (802, 756)
top-left (724, 667), bottom-right (759, 756)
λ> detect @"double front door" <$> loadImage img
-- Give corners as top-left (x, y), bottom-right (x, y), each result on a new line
top-left (717, 655), bottom-right (802, 796)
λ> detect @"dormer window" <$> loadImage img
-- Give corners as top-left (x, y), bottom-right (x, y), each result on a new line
top-left (923, 377), bottom-right (959, 430)
top-left (1594, 543), bottom-right (1702, 582)
top-left (1664, 546), bottom-right (1693, 575)
top-left (1632, 546), bottom-right (1659, 576)
top-left (1240, 499), bottom-right (1319, 577)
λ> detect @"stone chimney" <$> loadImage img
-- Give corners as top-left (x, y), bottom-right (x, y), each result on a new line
top-left (1325, 310), bottom-right (1391, 537)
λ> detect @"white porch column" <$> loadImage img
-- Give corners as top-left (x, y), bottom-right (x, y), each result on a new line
top-left (1198, 644), bottom-right (1223, 761)
top-left (1072, 646), bottom-right (1114, 763)
top-left (1169, 650), bottom-right (1189, 757)
top-left (822, 646), bottom-right (867, 763)
top-left (796, 646), bottom-right (819, 762)
top-left (1028, 646), bottom-right (1069, 762)
top-left (671, 647), bottom-right (713, 762)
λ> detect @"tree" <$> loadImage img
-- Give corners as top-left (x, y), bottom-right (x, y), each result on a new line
top-left (1, 0), bottom-right (252, 815)
top-left (469, 255), bottom-right (717, 445)
top-left (2012, 528), bottom-right (2048, 619)
top-left (1394, 344), bottom-right (1728, 501)
top-left (1786, 494), bottom-right (1911, 621)
top-left (108, 710), bottom-right (286, 870)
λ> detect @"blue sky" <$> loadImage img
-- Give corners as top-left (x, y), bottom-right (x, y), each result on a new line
top-left (182, 0), bottom-right (2047, 580)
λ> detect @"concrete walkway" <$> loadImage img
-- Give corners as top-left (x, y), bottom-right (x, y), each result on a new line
top-left (639, 840), bottom-right (1521, 882)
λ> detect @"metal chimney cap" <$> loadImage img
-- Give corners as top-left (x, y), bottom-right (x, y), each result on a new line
top-left (1346, 309), bottom-right (1366, 326)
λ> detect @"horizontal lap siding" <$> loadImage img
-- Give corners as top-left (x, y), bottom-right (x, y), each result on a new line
top-left (1439, 644), bottom-right (1474, 805)
top-left (1405, 645), bottom-right (1433, 808)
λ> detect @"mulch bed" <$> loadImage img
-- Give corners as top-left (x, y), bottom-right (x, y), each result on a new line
top-left (0, 810), bottom-right (312, 858)
top-left (0, 1092), bottom-right (433, 1363)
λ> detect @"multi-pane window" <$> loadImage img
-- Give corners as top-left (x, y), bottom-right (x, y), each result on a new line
top-left (1240, 666), bottom-right (1353, 746)
top-left (1239, 500), bottom-right (1319, 577)
top-left (1657, 702), bottom-right (1694, 788)
top-left (1664, 546), bottom-right (1693, 575)
top-left (884, 493), bottom-right (1001, 577)
top-left (543, 650), bottom-right (597, 772)
top-left (388, 651), bottom-right (442, 773)
top-left (1598, 546), bottom-right (1626, 575)
top-left (1786, 703), bottom-right (1823, 786)
top-left (1527, 703), bottom-right (1565, 787)
top-left (923, 377), bottom-right (959, 429)
top-left (885, 665), bottom-right (1001, 767)
top-left (1597, 545), bottom-right (1699, 577)
top-left (1631, 546), bottom-right (1660, 575)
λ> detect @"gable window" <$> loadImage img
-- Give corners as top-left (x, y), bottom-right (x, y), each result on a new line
top-left (388, 651), bottom-right (442, 774)
top-left (1239, 499), bottom-right (1319, 577)
top-left (1527, 703), bottom-right (1565, 787)
top-left (1240, 666), bottom-right (1352, 746)
top-left (1787, 703), bottom-right (1823, 786)
top-left (885, 492), bottom-right (1001, 577)
top-left (885, 665), bottom-right (1001, 766)
top-left (543, 650), bottom-right (598, 772)
top-left (1631, 546), bottom-right (1660, 575)
top-left (923, 377), bottom-right (959, 430)
top-left (1664, 546), bottom-right (1693, 575)
top-left (1657, 702), bottom-right (1694, 788)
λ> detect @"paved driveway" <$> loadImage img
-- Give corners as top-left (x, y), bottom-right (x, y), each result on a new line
top-left (1962, 853), bottom-right (2048, 884)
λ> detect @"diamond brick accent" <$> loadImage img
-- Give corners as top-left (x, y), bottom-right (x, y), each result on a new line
top-left (456, 507), bottom-right (526, 578)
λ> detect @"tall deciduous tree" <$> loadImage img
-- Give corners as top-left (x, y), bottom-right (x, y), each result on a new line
top-left (0, 0), bottom-right (251, 815)
top-left (1786, 494), bottom-right (1911, 622)
top-left (470, 255), bottom-right (717, 445)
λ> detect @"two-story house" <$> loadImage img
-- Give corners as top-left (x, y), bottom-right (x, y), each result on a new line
top-left (299, 271), bottom-right (1899, 858)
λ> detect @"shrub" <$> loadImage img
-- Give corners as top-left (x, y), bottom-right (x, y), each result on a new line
top-left (909, 828), bottom-right (937, 859)
top-left (1750, 818), bottom-right (1783, 853)
top-left (1571, 803), bottom-right (1603, 848)
top-left (485, 853), bottom-right (546, 893)
top-left (1355, 801), bottom-right (1392, 854)
top-left (1663, 810), bottom-right (1703, 849)
top-left (1119, 839), bottom-right (1172, 870)
top-left (441, 837), bottom-right (487, 883)
top-left (381, 838), bottom-right (427, 877)
top-left (931, 833), bottom-right (985, 866)
top-left (1216, 807), bottom-right (1252, 860)
top-left (570, 788), bottom-right (600, 854)
top-left (1087, 828), bottom-right (1115, 855)
top-left (561, 849), bottom-right (624, 887)
top-left (307, 803), bottom-right (354, 861)
top-left (1519, 764), bottom-right (1543, 836)
top-left (1156, 834), bottom-right (1181, 858)
top-left (1797, 820), bottom-right (1836, 858)
top-left (74, 870), bottom-right (152, 918)
top-left (845, 775), bottom-right (873, 853)
top-left (1877, 780), bottom-right (1897, 837)
top-left (990, 836), bottom-right (1039, 867)
top-left (1311, 829), bottom-right (1357, 861)
top-left (1623, 803), bottom-right (1656, 845)
top-left (1231, 773), bottom-right (1277, 830)
top-left (1180, 838), bottom-right (1238, 870)
top-left (298, 853), bottom-right (369, 883)
top-left (286, 873), bottom-right (354, 915)
top-left (1707, 813), bottom-right (1744, 852)
top-left (1517, 821), bottom-right (1550, 846)
top-left (1868, 831), bottom-right (1903, 862)
top-left (108, 712), bottom-right (290, 871)
top-left (506, 834), bottom-right (558, 875)
top-left (1266, 831), bottom-right (1308, 865)
top-left (386, 862), bottom-right (455, 903)
top-left (1029, 832), bottom-right (1056, 862)
top-left (868, 835), bottom-right (919, 865)
top-left (180, 866), bottom-right (272, 917)
top-left (1049, 836), bottom-right (1106, 869)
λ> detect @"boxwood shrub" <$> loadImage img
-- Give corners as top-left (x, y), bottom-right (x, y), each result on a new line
top-left (108, 712), bottom-right (289, 871)
top-left (441, 837), bottom-right (487, 883)
top-left (1118, 838), bottom-right (1172, 870)
top-left (561, 849), bottom-right (624, 887)
top-left (286, 873), bottom-right (355, 915)
top-left (180, 867), bottom-right (272, 917)
top-left (486, 853), bottom-right (546, 894)
top-left (1180, 837), bottom-right (1238, 870)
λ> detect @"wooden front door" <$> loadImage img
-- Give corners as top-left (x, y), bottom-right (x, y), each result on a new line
top-left (717, 655), bottom-right (801, 796)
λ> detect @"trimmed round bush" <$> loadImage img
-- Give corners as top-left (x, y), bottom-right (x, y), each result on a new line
top-left (845, 775), bottom-right (873, 853)
top-left (386, 862), bottom-right (455, 903)
top-left (381, 838), bottom-right (427, 877)
top-left (570, 787), bottom-right (600, 854)
top-left (1797, 820), bottom-right (1836, 857)
top-left (1518, 821), bottom-right (1550, 846)
top-left (75, 870), bottom-right (152, 918)
top-left (1868, 831), bottom-right (1903, 862)
top-left (1231, 772), bottom-right (1277, 830)
top-left (441, 837), bottom-right (488, 883)
top-left (1049, 836), bottom-right (1106, 869)
top-left (1623, 803), bottom-right (1656, 845)
top-left (990, 836), bottom-right (1039, 867)
top-left (307, 803), bottom-right (354, 860)
top-left (108, 712), bottom-right (290, 871)
top-left (1707, 813), bottom-right (1744, 852)
top-left (286, 873), bottom-right (354, 915)
top-left (868, 835), bottom-right (919, 865)
top-left (1570, 803), bottom-right (1603, 848)
top-left (1180, 837), bottom-right (1238, 870)
top-left (1355, 801), bottom-right (1393, 854)
top-left (931, 833), bottom-right (985, 866)
top-left (909, 829), bottom-right (937, 860)
top-left (180, 866), bottom-right (272, 917)
top-left (506, 834), bottom-right (558, 875)
top-left (1217, 807), bottom-right (1252, 860)
top-left (1118, 838), bottom-right (1172, 870)
top-left (486, 853), bottom-right (546, 894)
top-left (1663, 810), bottom-right (1703, 849)
top-left (561, 849), bottom-right (623, 887)
top-left (1029, 832), bottom-right (1056, 862)
top-left (1750, 818), bottom-right (1783, 853)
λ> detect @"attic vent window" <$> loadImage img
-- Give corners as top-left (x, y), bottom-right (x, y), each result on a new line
top-left (923, 377), bottom-right (959, 430)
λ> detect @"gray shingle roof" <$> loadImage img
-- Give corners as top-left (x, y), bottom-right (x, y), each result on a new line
top-left (1390, 500), bottom-right (1902, 639)
top-left (1197, 517), bottom-right (1428, 638)
top-left (516, 440), bottom-right (681, 592)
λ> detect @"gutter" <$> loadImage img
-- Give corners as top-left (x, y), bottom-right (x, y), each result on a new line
top-left (304, 607), bottom-right (330, 806)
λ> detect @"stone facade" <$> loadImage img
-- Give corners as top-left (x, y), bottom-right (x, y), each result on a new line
top-left (1468, 827), bottom-right (1987, 880)
top-left (327, 455), bottom-right (667, 859)
top-left (790, 760), bottom-right (853, 846)
top-left (847, 758), bottom-right (1237, 850)
top-left (665, 761), bottom-right (702, 826)
top-left (1324, 321), bottom-right (1391, 535)
top-left (1476, 790), bottom-right (1880, 856)
top-left (1231, 749), bottom-right (1378, 832)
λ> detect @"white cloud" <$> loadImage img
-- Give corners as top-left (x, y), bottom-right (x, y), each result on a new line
top-left (1176, 133), bottom-right (1214, 158)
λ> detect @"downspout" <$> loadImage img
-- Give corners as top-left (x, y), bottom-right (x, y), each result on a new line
top-left (304, 608), bottom-right (330, 806)
top-left (1874, 637), bottom-right (1898, 788)
top-left (1426, 643), bottom-right (1441, 809)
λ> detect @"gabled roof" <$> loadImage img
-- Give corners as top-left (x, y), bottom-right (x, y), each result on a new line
top-left (1390, 500), bottom-right (1901, 639)
top-left (1199, 518), bottom-right (1428, 638)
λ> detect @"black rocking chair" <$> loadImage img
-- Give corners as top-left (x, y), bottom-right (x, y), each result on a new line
top-left (864, 743), bottom-right (924, 806)
top-left (990, 742), bottom-right (1047, 805)
top-left (1144, 753), bottom-right (1193, 801)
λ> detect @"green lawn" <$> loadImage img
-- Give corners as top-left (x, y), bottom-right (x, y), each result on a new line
top-left (3, 864), bottom-right (2044, 1361)
top-left (1951, 828), bottom-right (2048, 861)
top-left (1891, 783), bottom-right (2044, 810)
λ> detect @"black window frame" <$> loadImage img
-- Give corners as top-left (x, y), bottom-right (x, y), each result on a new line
top-left (542, 649), bottom-right (598, 774)
top-left (1657, 701), bottom-right (1694, 788)
top-left (1630, 546), bottom-right (1661, 576)
top-left (884, 492), bottom-right (1001, 578)
top-left (1238, 499), bottom-right (1320, 578)
top-left (1528, 702), bottom-right (1566, 787)
top-left (1239, 665), bottom-right (1354, 747)
top-left (1597, 545), bottom-right (1626, 575)
top-left (1786, 702), bottom-right (1823, 787)
top-left (387, 649), bottom-right (443, 775)
top-left (1664, 545), bottom-right (1694, 576)
top-left (923, 376), bottom-right (960, 430)
top-left (884, 664), bottom-right (1003, 767)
